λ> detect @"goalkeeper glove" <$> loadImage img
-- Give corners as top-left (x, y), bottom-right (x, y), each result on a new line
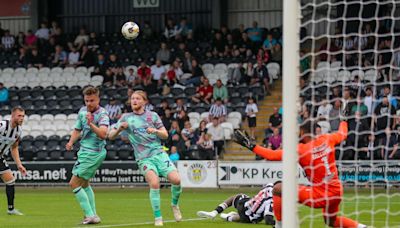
top-left (234, 129), bottom-right (256, 150)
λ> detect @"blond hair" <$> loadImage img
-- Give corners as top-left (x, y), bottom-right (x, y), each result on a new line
top-left (83, 86), bottom-right (100, 96)
top-left (132, 90), bottom-right (148, 101)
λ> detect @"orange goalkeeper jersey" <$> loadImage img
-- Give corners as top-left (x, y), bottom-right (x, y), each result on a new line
top-left (253, 121), bottom-right (348, 186)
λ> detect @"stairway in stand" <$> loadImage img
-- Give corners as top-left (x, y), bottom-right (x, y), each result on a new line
top-left (223, 79), bottom-right (282, 160)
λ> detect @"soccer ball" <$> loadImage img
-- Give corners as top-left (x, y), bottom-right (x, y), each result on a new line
top-left (121, 21), bottom-right (140, 40)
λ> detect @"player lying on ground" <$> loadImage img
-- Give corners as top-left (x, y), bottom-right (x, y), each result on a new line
top-left (66, 87), bottom-right (110, 225)
top-left (0, 107), bottom-right (27, 215)
top-left (234, 119), bottom-right (368, 228)
top-left (197, 183), bottom-right (275, 225)
top-left (108, 90), bottom-right (182, 227)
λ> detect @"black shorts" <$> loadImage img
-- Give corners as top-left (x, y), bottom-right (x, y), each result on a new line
top-left (234, 195), bottom-right (252, 223)
top-left (0, 157), bottom-right (10, 174)
top-left (248, 117), bottom-right (257, 128)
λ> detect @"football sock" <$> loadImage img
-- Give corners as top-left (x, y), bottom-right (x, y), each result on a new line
top-left (6, 184), bottom-right (15, 211)
top-left (273, 195), bottom-right (282, 221)
top-left (171, 185), bottom-right (182, 206)
top-left (333, 216), bottom-right (360, 228)
top-left (150, 188), bottom-right (161, 218)
top-left (73, 187), bottom-right (94, 217)
top-left (215, 203), bottom-right (228, 213)
top-left (83, 186), bottom-right (96, 215)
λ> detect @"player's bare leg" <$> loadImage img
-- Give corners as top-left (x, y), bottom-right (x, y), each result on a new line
top-left (167, 170), bottom-right (182, 222)
top-left (145, 170), bottom-right (163, 226)
top-left (69, 176), bottom-right (99, 224)
top-left (1, 172), bottom-right (23, 215)
top-left (197, 194), bottom-right (242, 219)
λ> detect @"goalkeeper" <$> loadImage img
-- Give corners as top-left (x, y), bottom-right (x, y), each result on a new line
top-left (234, 116), bottom-right (368, 228)
top-left (197, 183), bottom-right (275, 226)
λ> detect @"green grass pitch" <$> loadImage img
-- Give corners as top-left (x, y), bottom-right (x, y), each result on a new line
top-left (0, 187), bottom-right (398, 227)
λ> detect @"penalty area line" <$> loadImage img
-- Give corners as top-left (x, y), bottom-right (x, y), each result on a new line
top-left (75, 217), bottom-right (207, 228)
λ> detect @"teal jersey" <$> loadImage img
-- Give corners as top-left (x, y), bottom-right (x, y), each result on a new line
top-left (115, 110), bottom-right (165, 160)
top-left (75, 106), bottom-right (110, 152)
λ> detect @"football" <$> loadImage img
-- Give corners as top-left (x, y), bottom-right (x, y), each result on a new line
top-left (121, 21), bottom-right (140, 40)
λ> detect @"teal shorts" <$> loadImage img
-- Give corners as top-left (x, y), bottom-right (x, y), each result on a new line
top-left (72, 149), bottom-right (106, 180)
top-left (138, 152), bottom-right (176, 177)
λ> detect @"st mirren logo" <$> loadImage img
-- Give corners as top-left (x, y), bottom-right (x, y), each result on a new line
top-left (187, 163), bottom-right (207, 184)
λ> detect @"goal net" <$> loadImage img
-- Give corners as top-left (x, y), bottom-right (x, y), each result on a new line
top-left (283, 0), bottom-right (400, 227)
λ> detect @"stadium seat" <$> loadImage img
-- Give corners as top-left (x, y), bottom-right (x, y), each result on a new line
top-left (317, 61), bottom-right (329, 70)
top-left (27, 67), bottom-right (39, 74)
top-left (63, 67), bottom-right (75, 74)
top-left (39, 67), bottom-right (51, 74)
top-left (330, 61), bottom-right (342, 69)
top-left (54, 114), bottom-right (67, 121)
top-left (337, 70), bottom-right (351, 82)
top-left (49, 151), bottom-right (63, 160)
top-left (63, 151), bottom-right (76, 160)
top-left (364, 69), bottom-right (377, 82)
top-left (214, 63), bottom-right (228, 72)
top-left (75, 66), bottom-right (88, 74)
top-left (14, 67), bottom-right (26, 74)
top-left (3, 67), bottom-right (14, 74)
top-left (188, 112), bottom-right (200, 122)
top-left (351, 70), bottom-right (365, 80)
top-left (201, 63), bottom-right (214, 72)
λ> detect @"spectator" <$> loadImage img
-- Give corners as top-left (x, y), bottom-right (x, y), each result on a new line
top-left (16, 32), bottom-right (25, 49)
top-left (151, 60), bottom-right (166, 87)
top-left (164, 18), bottom-right (178, 40)
top-left (67, 46), bottom-right (80, 67)
top-left (172, 98), bottom-right (187, 119)
top-left (176, 17), bottom-right (192, 37)
top-left (329, 99), bottom-right (342, 131)
top-left (349, 75), bottom-right (364, 96)
top-left (172, 60), bottom-right (184, 83)
top-left (102, 69), bottom-right (114, 87)
top-left (16, 47), bottom-right (28, 67)
top-left (53, 27), bottom-right (67, 48)
top-left (207, 118), bottom-right (225, 157)
top-left (197, 133), bottom-right (214, 160)
top-left (317, 98), bottom-right (333, 120)
top-left (346, 111), bottom-right (370, 159)
top-left (141, 21), bottom-right (154, 40)
top-left (351, 96), bottom-right (368, 117)
top-left (35, 22), bottom-right (50, 40)
top-left (74, 28), bottom-right (89, 50)
top-left (363, 87), bottom-right (375, 115)
top-left (271, 43), bottom-right (283, 67)
top-left (27, 48), bottom-right (44, 68)
top-left (242, 62), bottom-right (254, 84)
top-left (388, 116), bottom-right (400, 159)
top-left (92, 54), bottom-right (107, 77)
top-left (78, 45), bottom-right (95, 67)
top-left (300, 50), bottom-right (310, 73)
top-left (263, 33), bottom-right (277, 51)
top-left (166, 65), bottom-right (178, 86)
top-left (247, 21), bottom-right (263, 44)
top-left (227, 62), bottom-right (244, 85)
top-left (125, 68), bottom-right (138, 86)
top-left (176, 110), bottom-right (189, 130)
top-left (373, 97), bottom-right (396, 140)
top-left (208, 98), bottom-right (227, 123)
top-left (49, 21), bottom-right (59, 36)
top-left (245, 97), bottom-right (259, 140)
top-left (137, 62), bottom-right (152, 86)
top-left (212, 32), bottom-right (226, 56)
top-left (213, 79), bottom-right (229, 103)
top-left (192, 78), bottom-right (213, 104)
top-left (1, 30), bottom-right (15, 51)
top-left (51, 45), bottom-right (68, 67)
top-left (0, 83), bottom-right (9, 107)
top-left (342, 87), bottom-right (355, 112)
top-left (161, 108), bottom-right (173, 131)
top-left (256, 48), bottom-right (269, 65)
top-left (169, 146), bottom-right (180, 162)
top-left (380, 127), bottom-right (398, 159)
top-left (268, 128), bottom-right (282, 150)
top-left (87, 32), bottom-right (100, 51)
top-left (330, 86), bottom-right (342, 100)
top-left (380, 85), bottom-right (398, 109)
top-left (156, 43), bottom-right (171, 64)
top-left (42, 37), bottom-right (57, 57)
top-left (265, 107), bottom-right (282, 136)
top-left (193, 120), bottom-right (208, 143)
top-left (0, 23), bottom-right (4, 37)
top-left (105, 98), bottom-right (122, 124)
top-left (169, 120), bottom-right (182, 144)
top-left (157, 99), bottom-right (170, 117)
top-left (24, 30), bottom-right (37, 48)
top-left (238, 33), bottom-right (253, 55)
top-left (115, 68), bottom-right (127, 87)
top-left (182, 51), bottom-right (193, 73)
top-left (181, 121), bottom-right (195, 149)
top-left (252, 59), bottom-right (271, 95)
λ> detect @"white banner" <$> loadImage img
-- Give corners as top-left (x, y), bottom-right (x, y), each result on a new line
top-left (177, 160), bottom-right (218, 188)
top-left (218, 161), bottom-right (309, 185)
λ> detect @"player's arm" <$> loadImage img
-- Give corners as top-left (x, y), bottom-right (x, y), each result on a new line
top-left (86, 112), bottom-right (109, 140)
top-left (234, 130), bottom-right (283, 160)
top-left (146, 112), bottom-right (168, 140)
top-left (108, 122), bottom-right (128, 140)
top-left (328, 121), bottom-right (348, 145)
top-left (10, 139), bottom-right (26, 175)
top-left (66, 129), bottom-right (81, 151)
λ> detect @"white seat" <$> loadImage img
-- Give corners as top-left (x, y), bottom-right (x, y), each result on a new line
top-left (213, 69), bottom-right (226, 75)
top-left (15, 81), bottom-right (28, 89)
top-left (74, 72), bottom-right (85, 78)
top-left (88, 66), bottom-right (95, 73)
top-left (2, 68), bottom-right (14, 74)
top-left (52, 81), bottom-right (66, 88)
top-left (228, 112), bottom-right (242, 120)
top-left (318, 121), bottom-right (331, 134)
top-left (22, 125), bottom-right (31, 132)
top-left (180, 73), bottom-right (192, 80)
top-left (29, 130), bottom-right (43, 138)
top-left (351, 70), bottom-right (365, 80)
top-left (203, 69), bottom-right (212, 77)
top-left (62, 72), bottom-right (74, 78)
top-left (201, 63), bottom-right (214, 72)
top-left (51, 67), bottom-right (63, 74)
top-left (207, 73), bottom-right (219, 81)
top-left (337, 70), bottom-right (351, 82)
top-left (43, 124), bottom-right (55, 132)
top-left (64, 67), bottom-right (75, 74)
top-left (317, 61), bottom-right (329, 70)
top-left (268, 68), bottom-right (279, 80)
top-left (1, 73), bottom-right (12, 81)
top-left (188, 112), bottom-right (200, 122)
top-left (54, 114), bottom-right (67, 121)
top-left (41, 114), bottom-right (54, 121)
top-left (364, 69), bottom-right (377, 82)
top-left (3, 115), bottom-right (11, 120)
top-left (124, 65), bottom-right (138, 73)
top-left (27, 67), bottom-right (39, 74)
top-left (330, 61), bottom-right (341, 69)
top-left (267, 62), bottom-right (280, 75)
top-left (56, 129), bottom-right (70, 137)
top-left (77, 81), bottom-right (90, 87)
top-left (65, 81), bottom-right (78, 88)
top-left (221, 122), bottom-right (234, 140)
top-left (39, 67), bottom-right (51, 74)
top-left (75, 66), bottom-right (88, 74)
top-left (227, 117), bottom-right (241, 129)
top-left (28, 114), bottom-right (41, 122)
top-left (228, 63), bottom-right (238, 69)
top-left (90, 81), bottom-right (102, 87)
top-left (39, 81), bottom-right (53, 88)
top-left (42, 130), bottom-right (56, 137)
top-left (91, 75), bottom-right (103, 82)
top-left (31, 124), bottom-right (44, 132)
top-left (200, 112), bottom-right (209, 121)
top-left (214, 63), bottom-right (228, 72)
top-left (14, 68), bottom-right (26, 74)
top-left (67, 113), bottom-right (78, 120)
top-left (66, 119), bottom-right (76, 127)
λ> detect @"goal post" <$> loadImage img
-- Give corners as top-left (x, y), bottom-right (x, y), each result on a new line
top-left (282, 0), bottom-right (300, 227)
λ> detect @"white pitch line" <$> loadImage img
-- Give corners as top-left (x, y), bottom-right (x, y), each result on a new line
top-left (75, 217), bottom-right (207, 228)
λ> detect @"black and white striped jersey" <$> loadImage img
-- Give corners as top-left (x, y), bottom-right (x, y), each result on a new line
top-left (244, 183), bottom-right (274, 222)
top-left (0, 120), bottom-right (22, 157)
